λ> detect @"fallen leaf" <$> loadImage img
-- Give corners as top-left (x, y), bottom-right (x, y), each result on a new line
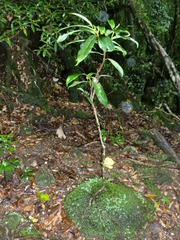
top-left (154, 201), bottom-right (159, 210)
top-left (56, 126), bottom-right (66, 139)
top-left (29, 215), bottom-right (38, 223)
top-left (104, 157), bottom-right (115, 169)
top-left (144, 193), bottom-right (156, 198)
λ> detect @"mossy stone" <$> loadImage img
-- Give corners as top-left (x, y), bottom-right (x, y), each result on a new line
top-left (35, 169), bottom-right (55, 187)
top-left (137, 166), bottom-right (172, 185)
top-left (20, 125), bottom-right (35, 136)
top-left (123, 146), bottom-right (138, 154)
top-left (2, 211), bottom-right (26, 231)
top-left (2, 211), bottom-right (41, 239)
top-left (64, 178), bottom-right (154, 240)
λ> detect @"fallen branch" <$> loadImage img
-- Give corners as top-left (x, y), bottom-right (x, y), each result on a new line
top-left (164, 103), bottom-right (180, 121)
top-left (150, 128), bottom-right (180, 168)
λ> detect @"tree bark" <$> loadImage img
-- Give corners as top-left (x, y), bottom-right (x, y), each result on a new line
top-left (128, 0), bottom-right (180, 94)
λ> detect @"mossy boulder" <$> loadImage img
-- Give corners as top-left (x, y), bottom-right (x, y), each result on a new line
top-left (2, 211), bottom-right (25, 231)
top-left (35, 169), bottom-right (55, 187)
top-left (20, 125), bottom-right (35, 136)
top-left (64, 178), bottom-right (154, 240)
top-left (137, 166), bottom-right (172, 185)
top-left (123, 146), bottom-right (138, 154)
top-left (1, 211), bottom-right (43, 239)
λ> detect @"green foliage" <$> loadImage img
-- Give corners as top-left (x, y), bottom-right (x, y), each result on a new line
top-left (132, 0), bottom-right (173, 36)
top-left (92, 79), bottom-right (108, 106)
top-left (101, 129), bottom-right (109, 142)
top-left (101, 129), bottom-right (124, 146)
top-left (0, 134), bottom-right (21, 181)
top-left (162, 195), bottom-right (170, 205)
top-left (145, 0), bottom-right (173, 34)
top-left (0, 0), bottom-right (177, 111)
top-left (0, 0), bottom-right (102, 57)
top-left (20, 229), bottom-right (41, 236)
top-left (0, 158), bottom-right (20, 173)
top-left (110, 130), bottom-right (124, 146)
top-left (21, 167), bottom-right (33, 182)
top-left (0, 133), bottom-right (16, 155)
top-left (62, 13), bottom-right (138, 107)
top-left (36, 191), bottom-right (50, 202)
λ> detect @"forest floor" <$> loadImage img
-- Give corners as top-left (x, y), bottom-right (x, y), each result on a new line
top-left (0, 71), bottom-right (180, 239)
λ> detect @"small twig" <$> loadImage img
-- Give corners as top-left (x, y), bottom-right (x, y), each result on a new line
top-left (164, 103), bottom-right (180, 121)
top-left (124, 157), bottom-right (180, 171)
top-left (88, 185), bottom-right (105, 206)
top-left (171, 176), bottom-right (180, 187)
top-left (75, 131), bottom-right (88, 141)
top-left (83, 141), bottom-right (100, 147)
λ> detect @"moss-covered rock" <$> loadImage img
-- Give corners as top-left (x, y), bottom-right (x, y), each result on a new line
top-left (137, 166), bottom-right (172, 185)
top-left (64, 178), bottom-right (154, 240)
top-left (20, 125), bottom-right (35, 136)
top-left (2, 211), bottom-right (26, 231)
top-left (123, 146), bottom-right (138, 154)
top-left (1, 211), bottom-right (43, 240)
top-left (35, 169), bottom-right (55, 187)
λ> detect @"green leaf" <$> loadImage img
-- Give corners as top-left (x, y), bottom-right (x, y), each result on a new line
top-left (107, 58), bottom-right (124, 77)
top-left (66, 73), bottom-right (82, 87)
top-left (68, 80), bottom-right (87, 88)
top-left (6, 38), bottom-right (11, 47)
top-left (43, 49), bottom-right (47, 57)
top-left (78, 88), bottom-right (94, 106)
top-left (76, 35), bottom-right (96, 65)
top-left (162, 196), bottom-right (170, 205)
top-left (118, 29), bottom-right (130, 37)
top-left (22, 26), bottom-right (27, 36)
top-left (98, 26), bottom-right (106, 35)
top-left (86, 72), bottom-right (95, 79)
top-left (105, 29), bottom-right (113, 36)
top-left (71, 13), bottom-right (93, 27)
top-left (129, 37), bottom-right (139, 48)
top-left (108, 20), bottom-right (115, 29)
top-left (2, 159), bottom-right (10, 167)
top-left (4, 165), bottom-right (14, 171)
top-left (37, 191), bottom-right (50, 202)
top-left (31, 24), bottom-right (35, 33)
top-left (11, 158), bottom-right (21, 167)
top-left (57, 30), bottom-right (81, 43)
top-left (98, 36), bottom-right (115, 52)
top-left (57, 33), bottom-right (69, 43)
top-left (114, 44), bottom-right (127, 56)
top-left (92, 78), bottom-right (108, 106)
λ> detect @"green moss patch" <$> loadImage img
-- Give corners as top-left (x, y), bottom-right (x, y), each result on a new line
top-left (137, 166), bottom-right (172, 185)
top-left (64, 178), bottom-right (153, 240)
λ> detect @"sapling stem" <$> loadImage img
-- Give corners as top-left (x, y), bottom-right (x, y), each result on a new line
top-left (90, 51), bottom-right (107, 183)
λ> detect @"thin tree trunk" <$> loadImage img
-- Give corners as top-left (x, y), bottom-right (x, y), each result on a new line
top-left (167, 0), bottom-right (179, 55)
top-left (128, 0), bottom-right (180, 93)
